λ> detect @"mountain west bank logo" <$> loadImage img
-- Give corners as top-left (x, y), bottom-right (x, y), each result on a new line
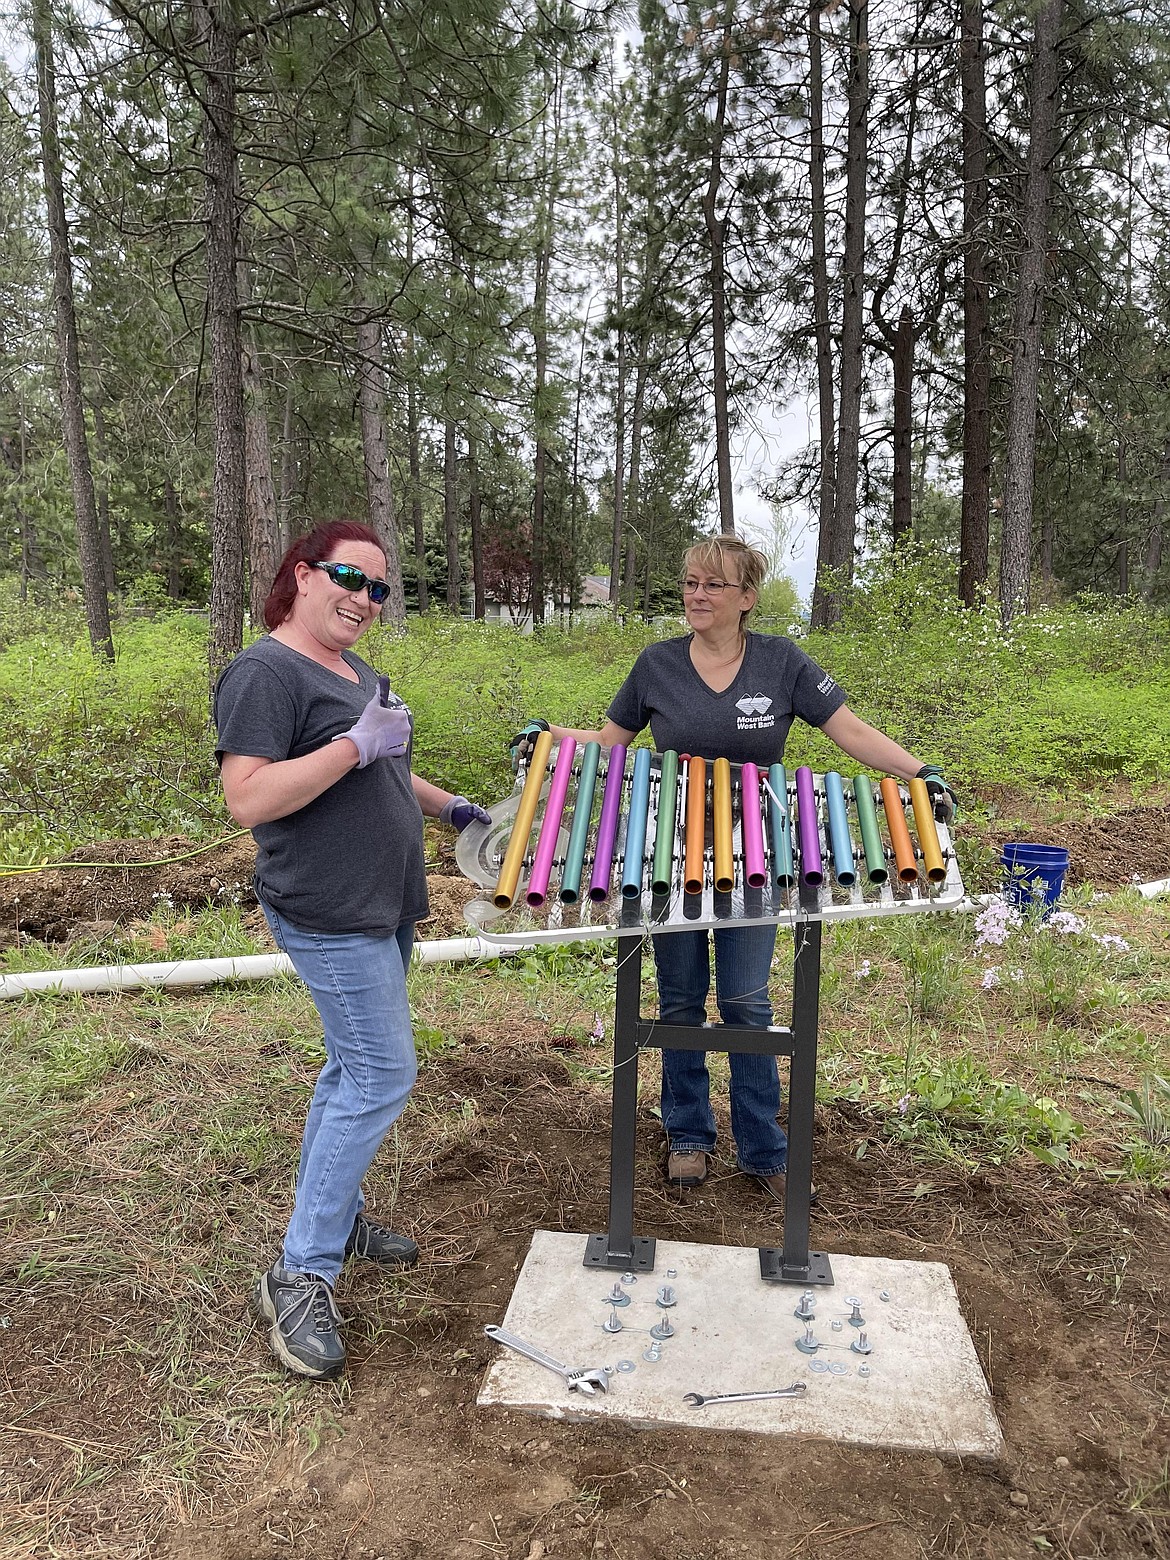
top-left (735, 693), bottom-right (775, 731)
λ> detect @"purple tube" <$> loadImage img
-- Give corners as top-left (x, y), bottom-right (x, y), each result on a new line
top-left (525, 737), bottom-right (577, 907)
top-left (740, 763), bottom-right (767, 888)
top-left (795, 765), bottom-right (824, 886)
top-left (588, 745), bottom-right (627, 901)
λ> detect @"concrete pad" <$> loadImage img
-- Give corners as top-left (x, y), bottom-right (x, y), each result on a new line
top-left (478, 1231), bottom-right (1003, 1459)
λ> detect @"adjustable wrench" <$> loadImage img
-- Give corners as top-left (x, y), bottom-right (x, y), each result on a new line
top-left (484, 1324), bottom-right (609, 1395)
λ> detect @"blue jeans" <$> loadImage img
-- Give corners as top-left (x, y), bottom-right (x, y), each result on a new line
top-left (653, 924), bottom-right (786, 1177)
top-left (262, 903), bottom-right (418, 1284)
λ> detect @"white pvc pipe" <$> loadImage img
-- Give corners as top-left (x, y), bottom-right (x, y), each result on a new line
top-left (0, 934), bottom-right (519, 1001)
top-left (1137, 876), bottom-right (1170, 899)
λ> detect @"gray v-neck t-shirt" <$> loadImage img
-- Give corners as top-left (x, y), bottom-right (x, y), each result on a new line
top-left (606, 632), bottom-right (846, 766)
top-left (214, 637), bottom-right (427, 935)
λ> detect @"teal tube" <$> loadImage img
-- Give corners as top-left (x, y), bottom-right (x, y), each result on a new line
top-left (824, 771), bottom-right (856, 886)
top-left (621, 748), bottom-right (652, 899)
top-left (651, 750), bottom-right (680, 895)
top-left (852, 772), bottom-right (888, 884)
top-left (766, 763), bottom-right (794, 887)
top-left (559, 742), bottom-right (601, 903)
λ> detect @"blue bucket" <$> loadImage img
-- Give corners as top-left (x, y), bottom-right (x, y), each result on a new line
top-left (1001, 843), bottom-right (1069, 918)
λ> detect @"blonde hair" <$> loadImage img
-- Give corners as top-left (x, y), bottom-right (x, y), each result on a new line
top-left (682, 536), bottom-right (766, 628)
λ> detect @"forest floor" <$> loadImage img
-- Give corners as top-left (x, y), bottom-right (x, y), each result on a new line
top-left (1, 795), bottom-right (1168, 1559)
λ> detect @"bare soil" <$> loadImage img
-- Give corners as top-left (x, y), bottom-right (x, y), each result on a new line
top-left (2, 806), bottom-right (1169, 1557)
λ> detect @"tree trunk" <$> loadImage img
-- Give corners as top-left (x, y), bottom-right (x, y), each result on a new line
top-left (812, 0), bottom-right (868, 628)
top-left (959, 0), bottom-right (991, 606)
top-left (1142, 436), bottom-right (1167, 599)
top-left (702, 0), bottom-right (736, 534)
top-left (468, 432), bottom-right (485, 620)
top-left (197, 0), bottom-right (247, 683)
top-left (356, 314), bottom-right (407, 625)
top-left (608, 56), bottom-right (628, 604)
top-left (32, 0), bottom-right (114, 660)
top-left (163, 475), bottom-right (183, 599)
top-left (4, 405), bottom-right (42, 599)
top-left (89, 374), bottom-right (117, 596)
top-left (891, 305), bottom-right (913, 545)
top-left (278, 378), bottom-right (296, 555)
top-left (444, 416), bottom-right (460, 613)
top-left (808, 1), bottom-right (836, 572)
top-left (999, 0), bottom-right (1064, 628)
top-left (407, 370), bottom-right (427, 612)
top-left (242, 328), bottom-right (281, 625)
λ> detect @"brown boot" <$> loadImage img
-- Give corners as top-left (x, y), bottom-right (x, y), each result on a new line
top-left (665, 1150), bottom-right (710, 1188)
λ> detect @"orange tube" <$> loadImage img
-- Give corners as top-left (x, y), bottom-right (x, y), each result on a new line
top-left (683, 756), bottom-right (707, 895)
top-left (909, 777), bottom-right (946, 883)
top-left (712, 758), bottom-right (734, 892)
top-left (492, 729), bottom-right (555, 908)
top-left (880, 777), bottom-right (919, 883)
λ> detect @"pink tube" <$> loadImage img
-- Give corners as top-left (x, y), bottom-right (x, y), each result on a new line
top-left (589, 745), bottom-right (628, 901)
top-left (525, 737), bottom-right (577, 906)
top-left (740, 763), bottom-right (767, 887)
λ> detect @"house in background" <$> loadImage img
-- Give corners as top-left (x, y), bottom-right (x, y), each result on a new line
top-left (482, 574), bottom-right (612, 631)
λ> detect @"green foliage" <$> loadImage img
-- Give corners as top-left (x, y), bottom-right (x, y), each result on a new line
top-left (1111, 1075), bottom-right (1170, 1184)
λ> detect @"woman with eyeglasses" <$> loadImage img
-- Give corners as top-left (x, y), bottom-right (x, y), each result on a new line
top-left (511, 535), bottom-right (955, 1206)
top-left (214, 520), bottom-right (490, 1379)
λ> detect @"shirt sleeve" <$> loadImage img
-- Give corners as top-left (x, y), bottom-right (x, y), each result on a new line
top-left (213, 657), bottom-right (300, 764)
top-left (605, 649), bottom-right (652, 735)
top-left (788, 646), bottom-right (848, 729)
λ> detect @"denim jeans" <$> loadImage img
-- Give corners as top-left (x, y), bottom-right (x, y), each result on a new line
top-left (262, 903), bottom-right (418, 1284)
top-left (652, 923), bottom-right (785, 1176)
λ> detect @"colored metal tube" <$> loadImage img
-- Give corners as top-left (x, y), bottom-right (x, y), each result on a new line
top-left (588, 745), bottom-right (627, 901)
top-left (683, 755), bottom-right (707, 895)
top-left (909, 776), bottom-right (947, 883)
top-left (740, 763), bottom-right (767, 888)
top-left (823, 771), bottom-right (856, 887)
top-left (712, 758), bottom-right (734, 892)
top-left (559, 741), bottom-right (600, 904)
top-left (620, 749), bottom-right (653, 899)
top-left (650, 750), bottom-right (680, 895)
top-left (880, 777), bottom-right (919, 883)
top-left (794, 766), bottom-right (823, 887)
top-left (852, 773), bottom-right (888, 884)
top-left (492, 727), bottom-right (555, 909)
top-left (525, 737), bottom-right (577, 906)
top-left (766, 763), bottom-right (794, 887)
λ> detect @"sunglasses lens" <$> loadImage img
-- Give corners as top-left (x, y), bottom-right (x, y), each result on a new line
top-left (367, 580), bottom-right (390, 605)
top-left (332, 565), bottom-right (364, 590)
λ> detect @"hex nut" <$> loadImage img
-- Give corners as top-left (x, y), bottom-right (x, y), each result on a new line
top-left (858, 1364), bottom-right (872, 1378)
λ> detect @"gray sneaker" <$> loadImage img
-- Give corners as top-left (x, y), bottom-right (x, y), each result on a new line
top-left (345, 1214), bottom-right (419, 1268)
top-left (251, 1267), bottom-right (346, 1379)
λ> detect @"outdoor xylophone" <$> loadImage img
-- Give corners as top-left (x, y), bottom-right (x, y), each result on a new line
top-left (455, 731), bottom-right (964, 945)
top-left (454, 737), bottom-right (967, 1286)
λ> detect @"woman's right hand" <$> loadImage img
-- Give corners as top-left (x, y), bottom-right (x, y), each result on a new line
top-left (509, 718), bottom-right (550, 772)
top-left (336, 678), bottom-right (411, 767)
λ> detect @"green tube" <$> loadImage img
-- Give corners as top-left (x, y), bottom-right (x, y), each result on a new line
top-left (767, 763), bottom-right (794, 887)
top-left (853, 772), bottom-right (888, 884)
top-left (559, 742), bottom-right (601, 903)
top-left (651, 750), bottom-right (680, 895)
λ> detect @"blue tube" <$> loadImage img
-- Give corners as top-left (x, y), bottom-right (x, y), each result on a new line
top-left (824, 771), bottom-right (856, 886)
top-left (620, 748), bottom-right (653, 899)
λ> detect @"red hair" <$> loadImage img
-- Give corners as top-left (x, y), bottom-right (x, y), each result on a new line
top-left (262, 521), bottom-right (385, 630)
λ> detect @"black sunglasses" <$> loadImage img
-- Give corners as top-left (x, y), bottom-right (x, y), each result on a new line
top-left (309, 560), bottom-right (391, 605)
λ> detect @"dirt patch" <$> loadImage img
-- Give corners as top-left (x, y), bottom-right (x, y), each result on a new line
top-left (0, 828), bottom-right (479, 947)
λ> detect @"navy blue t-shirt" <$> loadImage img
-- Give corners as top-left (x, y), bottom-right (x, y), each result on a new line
top-left (607, 632), bottom-right (846, 765)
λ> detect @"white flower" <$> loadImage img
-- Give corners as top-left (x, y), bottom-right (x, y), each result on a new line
top-left (974, 900), bottom-right (1023, 949)
top-left (1047, 910), bottom-right (1085, 935)
top-left (1092, 934), bottom-right (1130, 952)
top-left (856, 959), bottom-right (872, 979)
top-left (981, 967), bottom-right (1001, 989)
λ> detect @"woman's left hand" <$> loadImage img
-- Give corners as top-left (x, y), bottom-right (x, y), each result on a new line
top-left (439, 796), bottom-right (492, 832)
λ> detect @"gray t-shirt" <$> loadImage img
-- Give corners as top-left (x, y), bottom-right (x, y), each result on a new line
top-left (607, 632), bottom-right (847, 765)
top-left (214, 637), bottom-right (428, 935)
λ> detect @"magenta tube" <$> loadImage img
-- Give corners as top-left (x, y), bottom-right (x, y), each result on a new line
top-left (588, 745), bottom-right (627, 901)
top-left (740, 763), bottom-right (767, 887)
top-left (795, 765), bottom-right (823, 886)
top-left (525, 737), bottom-right (577, 907)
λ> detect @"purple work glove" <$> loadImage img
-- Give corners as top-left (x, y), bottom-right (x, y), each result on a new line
top-left (439, 796), bottom-right (491, 832)
top-left (334, 675), bottom-right (411, 767)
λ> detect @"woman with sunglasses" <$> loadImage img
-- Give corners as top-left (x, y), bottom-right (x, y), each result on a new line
top-left (512, 535), bottom-right (955, 1206)
top-left (214, 520), bottom-right (489, 1379)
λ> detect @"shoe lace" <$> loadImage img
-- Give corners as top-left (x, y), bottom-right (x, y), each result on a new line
top-left (288, 1273), bottom-right (343, 1335)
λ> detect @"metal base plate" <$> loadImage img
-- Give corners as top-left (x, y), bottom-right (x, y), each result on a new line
top-left (582, 1234), bottom-right (657, 1272)
top-left (757, 1247), bottom-right (835, 1286)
